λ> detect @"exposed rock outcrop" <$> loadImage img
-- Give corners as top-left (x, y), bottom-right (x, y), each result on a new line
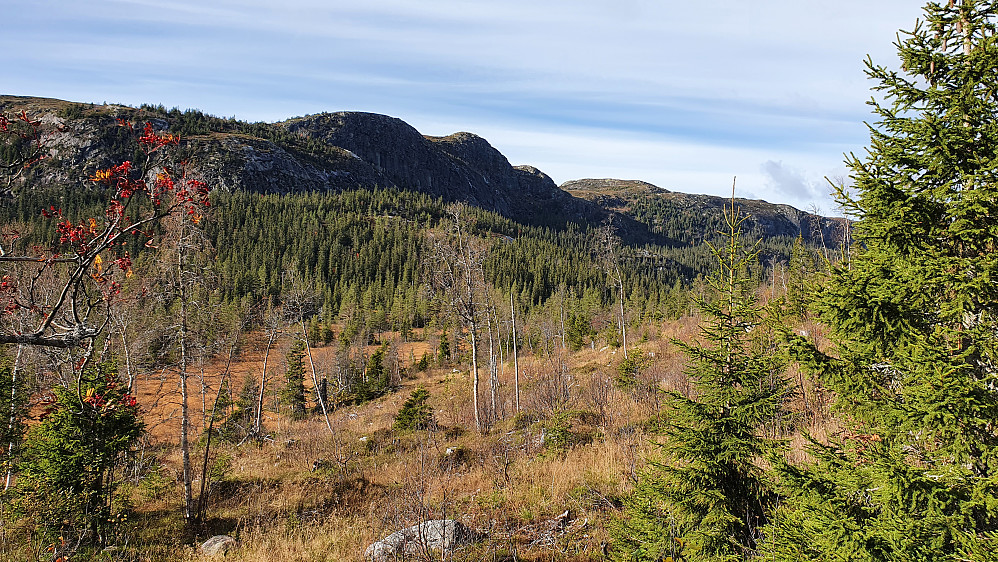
top-left (365, 519), bottom-right (482, 562)
top-left (282, 113), bottom-right (572, 220)
top-left (562, 178), bottom-right (847, 247)
top-left (190, 134), bottom-right (385, 194)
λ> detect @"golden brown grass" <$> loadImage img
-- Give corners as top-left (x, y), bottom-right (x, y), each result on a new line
top-left (111, 312), bottom-right (841, 561)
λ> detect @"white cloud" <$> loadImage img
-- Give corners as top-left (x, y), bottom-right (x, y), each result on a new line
top-left (761, 160), bottom-right (823, 203)
top-left (2, 0), bottom-right (925, 213)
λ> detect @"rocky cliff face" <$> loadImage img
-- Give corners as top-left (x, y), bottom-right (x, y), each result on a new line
top-left (2, 97), bottom-right (580, 226)
top-left (190, 133), bottom-right (385, 194)
top-left (279, 112), bottom-right (573, 222)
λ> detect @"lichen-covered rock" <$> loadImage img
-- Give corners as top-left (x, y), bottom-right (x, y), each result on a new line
top-left (201, 535), bottom-right (236, 557)
top-left (365, 519), bottom-right (481, 561)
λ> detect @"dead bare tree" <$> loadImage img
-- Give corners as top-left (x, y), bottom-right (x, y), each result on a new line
top-left (595, 217), bottom-right (628, 359)
top-left (428, 203), bottom-right (489, 432)
top-left (3, 344), bottom-right (24, 492)
top-left (254, 304), bottom-right (284, 437)
top-left (192, 299), bottom-right (257, 525)
top-left (510, 292), bottom-right (520, 413)
top-left (159, 209), bottom-right (216, 525)
top-left (282, 271), bottom-right (334, 436)
top-left (486, 302), bottom-right (501, 424)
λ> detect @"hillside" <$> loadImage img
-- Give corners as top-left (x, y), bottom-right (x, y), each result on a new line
top-left (0, 96), bottom-right (836, 249)
top-left (0, 95), bottom-right (841, 561)
top-left (561, 178), bottom-right (846, 248)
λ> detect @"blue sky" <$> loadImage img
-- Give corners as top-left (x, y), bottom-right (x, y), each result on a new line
top-left (3, 0), bottom-right (927, 213)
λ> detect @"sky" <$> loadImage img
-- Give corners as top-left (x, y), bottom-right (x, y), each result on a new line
top-left (2, 0), bottom-right (929, 213)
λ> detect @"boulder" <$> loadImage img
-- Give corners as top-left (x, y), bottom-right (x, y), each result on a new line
top-left (365, 519), bottom-right (480, 561)
top-left (201, 535), bottom-right (236, 557)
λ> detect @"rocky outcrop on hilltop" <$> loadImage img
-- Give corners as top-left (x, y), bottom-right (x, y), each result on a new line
top-left (189, 133), bottom-right (385, 194)
top-left (280, 113), bottom-right (575, 222)
top-left (1, 97), bottom-right (586, 228)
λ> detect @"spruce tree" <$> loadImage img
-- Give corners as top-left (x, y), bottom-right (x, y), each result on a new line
top-left (785, 235), bottom-right (821, 320)
top-left (611, 195), bottom-right (787, 561)
top-left (356, 344), bottom-right (391, 402)
top-left (393, 386), bottom-right (434, 431)
top-left (11, 363), bottom-right (143, 550)
top-left (763, 2), bottom-right (998, 559)
top-left (283, 341), bottom-right (308, 420)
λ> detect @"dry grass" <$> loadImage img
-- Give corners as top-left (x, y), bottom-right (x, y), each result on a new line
top-left (94, 313), bottom-right (841, 561)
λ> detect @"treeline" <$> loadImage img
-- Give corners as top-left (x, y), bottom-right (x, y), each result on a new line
top-left (1, 183), bottom-right (815, 343)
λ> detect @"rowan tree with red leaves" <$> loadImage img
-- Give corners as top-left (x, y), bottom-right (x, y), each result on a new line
top-left (0, 115), bottom-right (210, 350)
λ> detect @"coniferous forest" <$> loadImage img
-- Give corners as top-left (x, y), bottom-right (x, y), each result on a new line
top-left (1, 2), bottom-right (998, 561)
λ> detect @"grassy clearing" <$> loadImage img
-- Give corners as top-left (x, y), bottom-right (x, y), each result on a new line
top-left (5, 312), bottom-right (831, 561)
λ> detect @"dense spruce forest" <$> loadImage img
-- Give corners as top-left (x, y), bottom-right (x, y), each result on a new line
top-left (2, 2), bottom-right (998, 561)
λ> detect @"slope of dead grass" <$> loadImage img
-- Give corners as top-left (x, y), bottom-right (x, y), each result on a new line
top-left (113, 313), bottom-right (835, 561)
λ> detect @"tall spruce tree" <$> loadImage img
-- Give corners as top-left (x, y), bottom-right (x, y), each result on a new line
top-left (611, 193), bottom-right (787, 562)
top-left (762, 2), bottom-right (998, 559)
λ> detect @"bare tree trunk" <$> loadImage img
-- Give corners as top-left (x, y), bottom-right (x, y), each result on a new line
top-left (302, 321), bottom-right (335, 436)
top-left (431, 204), bottom-right (489, 433)
top-left (597, 218), bottom-right (627, 359)
top-left (510, 293), bottom-right (520, 413)
top-left (120, 327), bottom-right (135, 393)
top-left (469, 323), bottom-right (481, 432)
top-left (617, 265), bottom-right (627, 360)
top-left (4, 344), bottom-right (23, 492)
top-left (199, 366), bottom-right (208, 430)
top-left (108, 309), bottom-right (137, 393)
top-left (455, 209), bottom-right (483, 432)
top-left (559, 286), bottom-right (567, 350)
top-left (493, 305), bottom-right (505, 368)
top-left (487, 307), bottom-right (498, 424)
top-left (195, 334), bottom-right (238, 524)
top-left (254, 329), bottom-right (279, 436)
top-left (178, 260), bottom-right (193, 522)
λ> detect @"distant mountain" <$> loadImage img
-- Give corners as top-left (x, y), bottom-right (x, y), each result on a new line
top-left (1, 96), bottom-right (842, 247)
top-left (561, 178), bottom-right (847, 247)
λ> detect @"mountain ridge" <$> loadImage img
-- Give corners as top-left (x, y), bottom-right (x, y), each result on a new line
top-left (1, 95), bottom-right (842, 247)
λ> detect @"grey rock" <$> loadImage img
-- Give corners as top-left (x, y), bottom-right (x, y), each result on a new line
top-left (365, 519), bottom-right (481, 561)
top-left (201, 535), bottom-right (236, 557)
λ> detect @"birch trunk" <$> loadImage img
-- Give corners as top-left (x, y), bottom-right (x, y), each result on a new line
top-left (303, 321), bottom-right (335, 436)
top-left (510, 293), bottom-right (520, 413)
top-left (178, 257), bottom-right (193, 522)
top-left (3, 345), bottom-right (23, 492)
top-left (254, 329), bottom-right (278, 436)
